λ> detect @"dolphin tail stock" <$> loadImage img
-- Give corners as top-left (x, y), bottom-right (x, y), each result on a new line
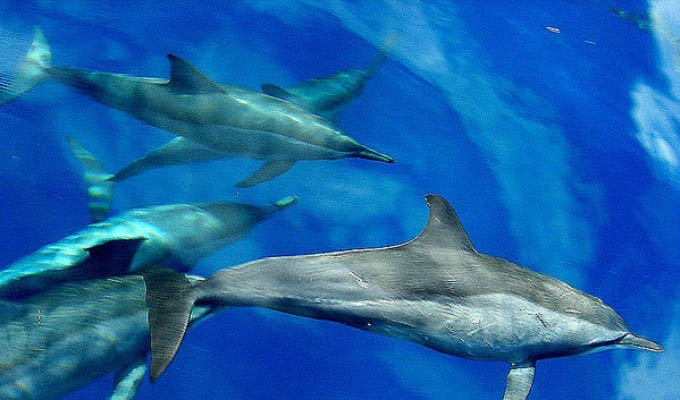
top-left (0, 27), bottom-right (51, 105)
top-left (143, 267), bottom-right (198, 382)
top-left (110, 137), bottom-right (226, 182)
top-left (65, 136), bottom-right (115, 222)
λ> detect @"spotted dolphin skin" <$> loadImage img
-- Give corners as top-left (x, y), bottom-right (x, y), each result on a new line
top-left (144, 195), bottom-right (662, 400)
top-left (0, 272), bottom-right (219, 400)
top-left (0, 195), bottom-right (296, 299)
top-left (0, 28), bottom-right (394, 187)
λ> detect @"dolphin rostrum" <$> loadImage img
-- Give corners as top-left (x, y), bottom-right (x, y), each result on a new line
top-left (0, 271), bottom-right (219, 400)
top-left (0, 194), bottom-right (296, 299)
top-left (110, 36), bottom-right (396, 183)
top-left (143, 195), bottom-right (662, 400)
top-left (0, 28), bottom-right (394, 187)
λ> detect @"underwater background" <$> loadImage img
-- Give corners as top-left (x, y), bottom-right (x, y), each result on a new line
top-left (0, 0), bottom-right (678, 399)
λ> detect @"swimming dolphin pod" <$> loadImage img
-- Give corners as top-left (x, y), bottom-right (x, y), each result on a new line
top-left (0, 271), bottom-right (219, 400)
top-left (143, 195), bottom-right (663, 400)
top-left (0, 25), bottom-right (663, 400)
top-left (0, 28), bottom-right (394, 187)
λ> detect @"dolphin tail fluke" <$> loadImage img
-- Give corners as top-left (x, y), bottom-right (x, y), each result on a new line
top-left (503, 362), bottom-right (535, 400)
top-left (618, 333), bottom-right (664, 352)
top-left (0, 27), bottom-right (51, 105)
top-left (236, 160), bottom-right (296, 188)
top-left (143, 268), bottom-right (196, 382)
top-left (364, 31), bottom-right (400, 77)
top-left (65, 136), bottom-right (115, 222)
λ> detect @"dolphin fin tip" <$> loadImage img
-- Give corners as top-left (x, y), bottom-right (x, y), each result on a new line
top-left (274, 195), bottom-right (298, 209)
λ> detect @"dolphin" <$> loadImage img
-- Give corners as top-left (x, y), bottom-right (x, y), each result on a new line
top-left (0, 271), bottom-right (219, 400)
top-left (0, 28), bottom-right (394, 187)
top-left (0, 193), bottom-right (296, 299)
top-left (260, 33), bottom-right (399, 123)
top-left (143, 195), bottom-right (662, 400)
top-left (109, 36), bottom-right (396, 183)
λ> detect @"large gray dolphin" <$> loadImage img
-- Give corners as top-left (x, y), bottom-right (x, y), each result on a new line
top-left (0, 271), bottom-right (219, 400)
top-left (143, 195), bottom-right (662, 400)
top-left (0, 29), bottom-right (394, 187)
top-left (110, 37), bottom-right (395, 183)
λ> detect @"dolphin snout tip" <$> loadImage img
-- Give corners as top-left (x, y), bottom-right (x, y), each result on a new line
top-left (619, 333), bottom-right (664, 352)
top-left (357, 150), bottom-right (395, 163)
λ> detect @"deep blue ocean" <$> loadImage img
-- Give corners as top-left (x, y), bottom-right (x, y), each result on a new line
top-left (0, 1), bottom-right (678, 399)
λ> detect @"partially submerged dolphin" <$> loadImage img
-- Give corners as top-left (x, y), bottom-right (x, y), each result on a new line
top-left (0, 192), bottom-right (296, 298)
top-left (110, 37), bottom-right (395, 183)
top-left (260, 33), bottom-right (398, 123)
top-left (144, 195), bottom-right (662, 400)
top-left (1, 28), bottom-right (394, 187)
top-left (0, 271), bottom-right (219, 400)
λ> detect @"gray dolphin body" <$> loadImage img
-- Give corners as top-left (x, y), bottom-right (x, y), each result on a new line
top-left (0, 272), bottom-right (218, 400)
top-left (1, 29), bottom-right (393, 187)
top-left (0, 195), bottom-right (296, 299)
top-left (111, 45), bottom-right (390, 183)
top-left (144, 195), bottom-right (662, 400)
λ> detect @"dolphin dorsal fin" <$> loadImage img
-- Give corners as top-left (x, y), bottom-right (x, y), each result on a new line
top-left (166, 54), bottom-right (225, 94)
top-left (261, 83), bottom-right (295, 102)
top-left (411, 195), bottom-right (477, 253)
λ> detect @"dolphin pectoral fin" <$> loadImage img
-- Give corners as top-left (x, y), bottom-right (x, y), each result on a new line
top-left (110, 354), bottom-right (147, 400)
top-left (260, 83), bottom-right (295, 102)
top-left (166, 54), bottom-right (225, 94)
top-left (65, 136), bottom-right (114, 222)
top-left (503, 362), bottom-right (535, 400)
top-left (112, 137), bottom-right (225, 181)
top-left (80, 238), bottom-right (146, 278)
top-left (236, 160), bottom-right (295, 188)
top-left (143, 268), bottom-right (196, 382)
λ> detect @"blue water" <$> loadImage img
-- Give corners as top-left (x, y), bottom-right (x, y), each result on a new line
top-left (1, 1), bottom-right (678, 399)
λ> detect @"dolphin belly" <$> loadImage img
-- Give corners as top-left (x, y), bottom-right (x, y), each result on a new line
top-left (419, 294), bottom-right (627, 363)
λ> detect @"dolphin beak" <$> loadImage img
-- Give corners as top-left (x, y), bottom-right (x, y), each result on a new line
top-left (618, 333), bottom-right (664, 352)
top-left (357, 147), bottom-right (395, 163)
